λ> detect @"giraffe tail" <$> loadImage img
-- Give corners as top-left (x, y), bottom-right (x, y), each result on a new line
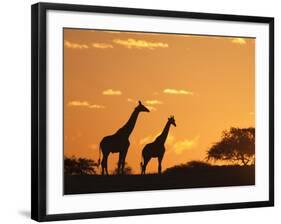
top-left (140, 154), bottom-right (144, 173)
top-left (97, 145), bottom-right (101, 167)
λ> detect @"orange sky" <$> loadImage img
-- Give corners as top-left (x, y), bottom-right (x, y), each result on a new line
top-left (63, 28), bottom-right (255, 174)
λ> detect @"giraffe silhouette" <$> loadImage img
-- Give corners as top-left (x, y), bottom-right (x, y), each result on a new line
top-left (141, 116), bottom-right (176, 174)
top-left (99, 101), bottom-right (150, 175)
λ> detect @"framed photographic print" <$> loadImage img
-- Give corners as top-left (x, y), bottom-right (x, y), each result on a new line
top-left (31, 2), bottom-right (274, 222)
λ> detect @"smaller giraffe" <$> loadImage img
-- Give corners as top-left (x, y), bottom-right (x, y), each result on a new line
top-left (141, 116), bottom-right (176, 174)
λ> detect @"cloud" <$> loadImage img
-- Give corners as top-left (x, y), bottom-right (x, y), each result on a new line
top-left (68, 101), bottom-right (89, 107)
top-left (65, 40), bottom-right (114, 50)
top-left (113, 38), bottom-right (168, 49)
top-left (68, 101), bottom-right (105, 109)
top-left (64, 40), bottom-right (89, 49)
top-left (173, 136), bottom-right (199, 155)
top-left (127, 98), bottom-right (158, 110)
top-left (163, 88), bottom-right (193, 95)
top-left (88, 104), bottom-right (105, 109)
top-left (127, 98), bottom-right (162, 106)
top-left (145, 100), bottom-right (163, 105)
top-left (231, 38), bottom-right (246, 44)
top-left (102, 89), bottom-right (122, 96)
top-left (92, 43), bottom-right (113, 49)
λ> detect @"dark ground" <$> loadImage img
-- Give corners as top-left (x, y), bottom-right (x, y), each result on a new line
top-left (64, 165), bottom-right (255, 195)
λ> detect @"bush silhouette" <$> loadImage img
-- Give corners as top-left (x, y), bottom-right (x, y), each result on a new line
top-left (207, 127), bottom-right (255, 166)
top-left (163, 160), bottom-right (212, 175)
top-left (64, 156), bottom-right (98, 175)
top-left (186, 160), bottom-right (212, 168)
top-left (113, 162), bottom-right (133, 175)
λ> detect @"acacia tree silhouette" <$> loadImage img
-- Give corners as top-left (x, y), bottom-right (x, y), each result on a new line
top-left (64, 156), bottom-right (98, 175)
top-left (207, 127), bottom-right (255, 166)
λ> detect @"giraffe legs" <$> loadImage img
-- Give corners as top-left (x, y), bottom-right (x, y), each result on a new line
top-left (158, 156), bottom-right (163, 174)
top-left (101, 153), bottom-right (109, 175)
top-left (117, 153), bottom-right (122, 175)
top-left (100, 140), bottom-right (130, 175)
top-left (121, 149), bottom-right (128, 175)
top-left (117, 147), bottom-right (128, 175)
top-left (141, 156), bottom-right (150, 175)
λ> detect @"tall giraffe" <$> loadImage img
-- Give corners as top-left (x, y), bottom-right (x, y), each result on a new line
top-left (141, 116), bottom-right (176, 174)
top-left (99, 101), bottom-right (150, 175)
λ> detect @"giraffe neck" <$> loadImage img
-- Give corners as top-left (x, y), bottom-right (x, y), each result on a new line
top-left (116, 108), bottom-right (140, 138)
top-left (156, 121), bottom-right (171, 145)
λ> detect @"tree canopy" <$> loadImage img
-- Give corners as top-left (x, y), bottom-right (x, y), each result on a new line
top-left (64, 156), bottom-right (98, 175)
top-left (206, 127), bottom-right (255, 166)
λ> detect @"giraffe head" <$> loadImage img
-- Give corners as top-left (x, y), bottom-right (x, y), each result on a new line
top-left (136, 101), bottom-right (150, 112)
top-left (168, 115), bottom-right (176, 127)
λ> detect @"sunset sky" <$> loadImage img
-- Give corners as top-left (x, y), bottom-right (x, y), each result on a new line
top-left (64, 28), bottom-right (255, 174)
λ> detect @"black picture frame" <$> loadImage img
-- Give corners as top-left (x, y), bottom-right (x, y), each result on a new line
top-left (31, 2), bottom-right (274, 222)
